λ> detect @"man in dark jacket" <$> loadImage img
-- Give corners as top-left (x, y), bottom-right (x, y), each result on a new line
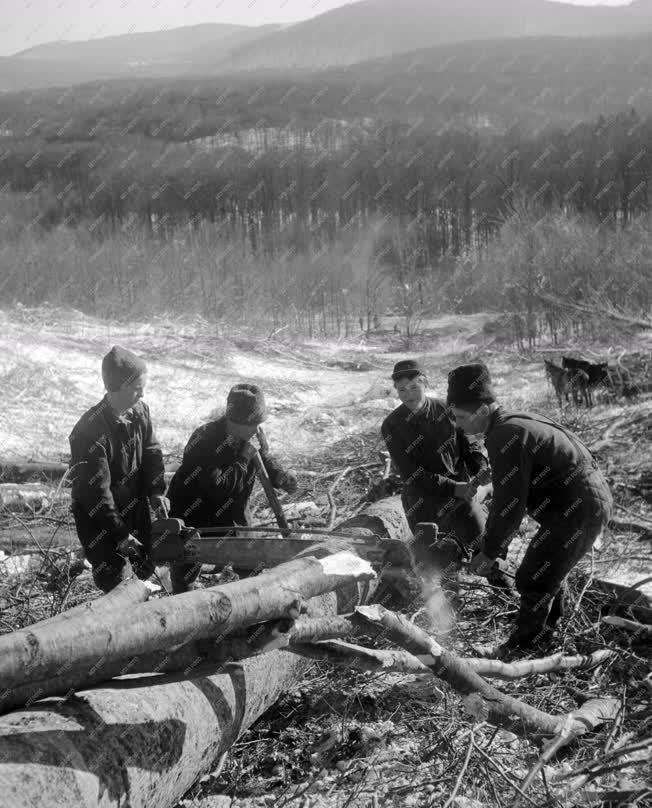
top-left (381, 359), bottom-right (491, 583)
top-left (168, 383), bottom-right (297, 592)
top-left (448, 363), bottom-right (613, 657)
top-left (69, 346), bottom-right (167, 593)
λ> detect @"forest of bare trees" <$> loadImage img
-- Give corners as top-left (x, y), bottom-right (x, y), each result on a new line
top-left (1, 98), bottom-right (650, 337)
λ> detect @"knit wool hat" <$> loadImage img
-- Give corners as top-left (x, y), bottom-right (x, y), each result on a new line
top-left (447, 363), bottom-right (495, 406)
top-left (226, 383), bottom-right (267, 426)
top-left (101, 346), bottom-right (147, 392)
top-left (391, 359), bottom-right (426, 381)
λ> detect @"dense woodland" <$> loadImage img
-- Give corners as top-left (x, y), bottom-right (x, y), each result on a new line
top-left (1, 38), bottom-right (651, 335)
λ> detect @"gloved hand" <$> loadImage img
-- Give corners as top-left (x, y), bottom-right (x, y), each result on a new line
top-left (474, 467), bottom-right (492, 486)
top-left (117, 534), bottom-right (145, 560)
top-left (149, 494), bottom-right (170, 515)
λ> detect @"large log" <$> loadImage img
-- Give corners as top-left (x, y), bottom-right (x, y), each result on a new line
top-left (0, 549), bottom-right (374, 713)
top-left (0, 460), bottom-right (69, 484)
top-left (0, 649), bottom-right (313, 808)
top-left (0, 540), bottom-right (379, 808)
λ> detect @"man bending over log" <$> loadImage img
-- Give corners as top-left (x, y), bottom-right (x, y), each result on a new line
top-left (381, 359), bottom-right (503, 595)
top-left (167, 383), bottom-right (297, 592)
top-left (447, 363), bottom-right (613, 659)
top-left (69, 346), bottom-right (168, 592)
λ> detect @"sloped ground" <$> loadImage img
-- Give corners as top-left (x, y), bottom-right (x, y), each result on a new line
top-left (0, 306), bottom-right (650, 808)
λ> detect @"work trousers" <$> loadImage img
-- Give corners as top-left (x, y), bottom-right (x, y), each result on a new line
top-left (512, 467), bottom-right (613, 645)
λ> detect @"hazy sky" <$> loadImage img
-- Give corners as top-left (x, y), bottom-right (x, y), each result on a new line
top-left (0, 0), bottom-right (635, 57)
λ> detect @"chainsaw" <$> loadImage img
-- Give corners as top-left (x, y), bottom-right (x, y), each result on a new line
top-left (149, 518), bottom-right (412, 571)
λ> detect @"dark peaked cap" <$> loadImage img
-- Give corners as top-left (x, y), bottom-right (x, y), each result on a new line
top-left (391, 359), bottom-right (425, 381)
top-left (102, 346), bottom-right (147, 392)
top-left (226, 383), bottom-right (267, 425)
top-left (447, 363), bottom-right (495, 405)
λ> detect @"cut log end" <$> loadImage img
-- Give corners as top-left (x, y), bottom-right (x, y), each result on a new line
top-left (316, 551), bottom-right (376, 580)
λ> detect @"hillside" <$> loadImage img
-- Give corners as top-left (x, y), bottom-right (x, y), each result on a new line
top-left (14, 23), bottom-right (249, 63)
top-left (2, 33), bottom-right (652, 141)
top-left (3, 0), bottom-right (652, 91)
top-left (0, 23), bottom-right (280, 91)
top-left (218, 0), bottom-right (652, 72)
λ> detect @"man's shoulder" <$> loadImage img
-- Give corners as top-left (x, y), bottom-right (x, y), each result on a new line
top-left (382, 404), bottom-right (407, 432)
top-left (183, 418), bottom-right (226, 452)
top-left (426, 397), bottom-right (449, 415)
top-left (69, 400), bottom-right (110, 445)
top-left (486, 410), bottom-right (536, 452)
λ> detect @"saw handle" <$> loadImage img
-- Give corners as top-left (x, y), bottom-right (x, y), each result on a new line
top-left (256, 425), bottom-right (270, 455)
top-left (252, 450), bottom-right (291, 534)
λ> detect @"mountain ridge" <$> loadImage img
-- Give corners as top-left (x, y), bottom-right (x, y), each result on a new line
top-left (2, 0), bottom-right (652, 91)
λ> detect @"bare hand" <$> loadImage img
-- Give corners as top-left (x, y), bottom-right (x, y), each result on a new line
top-left (281, 471), bottom-right (298, 495)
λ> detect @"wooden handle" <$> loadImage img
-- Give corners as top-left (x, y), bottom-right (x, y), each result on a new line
top-left (252, 451), bottom-right (291, 533)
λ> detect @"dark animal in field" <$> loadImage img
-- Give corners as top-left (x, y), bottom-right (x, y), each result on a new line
top-left (544, 360), bottom-right (591, 408)
top-left (562, 356), bottom-right (611, 406)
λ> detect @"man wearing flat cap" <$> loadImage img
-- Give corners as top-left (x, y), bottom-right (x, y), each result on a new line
top-left (69, 346), bottom-right (167, 592)
top-left (381, 359), bottom-right (491, 590)
top-left (448, 362), bottom-right (613, 657)
top-left (167, 383), bottom-right (298, 592)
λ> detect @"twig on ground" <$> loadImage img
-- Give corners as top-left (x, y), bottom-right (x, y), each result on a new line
top-left (614, 503), bottom-right (652, 526)
top-left (601, 616), bottom-right (652, 636)
top-left (442, 730), bottom-right (474, 808)
top-left (471, 739), bottom-right (541, 808)
top-left (327, 467), bottom-right (351, 530)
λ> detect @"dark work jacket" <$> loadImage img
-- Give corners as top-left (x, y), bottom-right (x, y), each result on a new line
top-left (168, 416), bottom-right (289, 529)
top-left (483, 408), bottom-right (607, 558)
top-left (381, 397), bottom-right (488, 500)
top-left (69, 397), bottom-right (166, 545)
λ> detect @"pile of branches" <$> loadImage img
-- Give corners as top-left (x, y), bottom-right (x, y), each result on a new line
top-left (181, 566), bottom-right (651, 808)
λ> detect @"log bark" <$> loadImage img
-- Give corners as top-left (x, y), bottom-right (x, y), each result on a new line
top-left (0, 547), bottom-right (376, 808)
top-left (351, 605), bottom-right (618, 739)
top-left (0, 650), bottom-right (312, 808)
top-left (0, 460), bottom-right (69, 484)
top-left (0, 550), bottom-right (374, 713)
top-left (14, 577), bottom-right (155, 632)
top-left (0, 483), bottom-right (65, 512)
top-left (0, 579), bottom-right (159, 711)
top-left (289, 639), bottom-right (615, 679)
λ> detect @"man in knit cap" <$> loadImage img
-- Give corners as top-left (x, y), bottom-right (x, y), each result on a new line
top-left (381, 359), bottom-right (492, 592)
top-left (167, 383), bottom-right (298, 592)
top-left (447, 362), bottom-right (613, 657)
top-left (69, 346), bottom-right (167, 593)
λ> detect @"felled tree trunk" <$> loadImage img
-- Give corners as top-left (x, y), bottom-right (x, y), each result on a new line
top-left (0, 649), bottom-right (312, 808)
top-left (0, 460), bottom-right (69, 484)
top-left (0, 549), bottom-right (373, 713)
top-left (0, 499), bottom-right (412, 808)
top-left (0, 544), bottom-right (378, 808)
